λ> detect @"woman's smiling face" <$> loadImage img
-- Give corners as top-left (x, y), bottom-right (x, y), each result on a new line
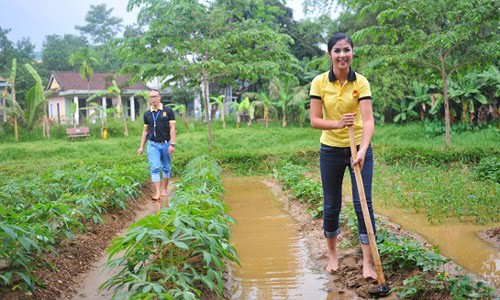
top-left (328, 39), bottom-right (353, 71)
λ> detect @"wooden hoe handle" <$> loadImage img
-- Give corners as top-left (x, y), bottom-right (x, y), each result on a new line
top-left (348, 126), bottom-right (386, 286)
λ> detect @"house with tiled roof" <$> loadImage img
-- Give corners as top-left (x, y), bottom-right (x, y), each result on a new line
top-left (46, 71), bottom-right (151, 125)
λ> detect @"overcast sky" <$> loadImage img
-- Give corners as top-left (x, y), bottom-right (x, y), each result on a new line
top-left (0, 0), bottom-right (305, 52)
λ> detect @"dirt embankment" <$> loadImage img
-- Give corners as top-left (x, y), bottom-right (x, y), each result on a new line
top-left (261, 178), bottom-right (498, 300)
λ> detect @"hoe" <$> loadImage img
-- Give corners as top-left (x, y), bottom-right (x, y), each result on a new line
top-left (348, 126), bottom-right (391, 298)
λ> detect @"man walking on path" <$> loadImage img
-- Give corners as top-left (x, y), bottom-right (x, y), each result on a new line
top-left (137, 89), bottom-right (176, 207)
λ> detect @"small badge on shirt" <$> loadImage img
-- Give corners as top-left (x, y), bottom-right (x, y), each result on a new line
top-left (162, 111), bottom-right (167, 116)
top-left (352, 90), bottom-right (359, 99)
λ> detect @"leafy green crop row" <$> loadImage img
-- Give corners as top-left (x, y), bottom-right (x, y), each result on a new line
top-left (0, 163), bottom-right (144, 292)
top-left (100, 155), bottom-right (238, 300)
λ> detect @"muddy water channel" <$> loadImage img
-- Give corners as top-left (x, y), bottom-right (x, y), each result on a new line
top-left (223, 177), bottom-right (332, 299)
top-left (377, 206), bottom-right (500, 287)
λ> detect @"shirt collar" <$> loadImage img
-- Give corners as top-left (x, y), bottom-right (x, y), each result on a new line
top-left (328, 66), bottom-right (357, 82)
top-left (150, 103), bottom-right (164, 112)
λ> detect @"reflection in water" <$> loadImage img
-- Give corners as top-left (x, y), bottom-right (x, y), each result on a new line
top-left (223, 177), bottom-right (330, 299)
top-left (377, 206), bottom-right (500, 287)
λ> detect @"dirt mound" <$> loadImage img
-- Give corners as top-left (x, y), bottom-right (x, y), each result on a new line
top-left (477, 227), bottom-right (500, 248)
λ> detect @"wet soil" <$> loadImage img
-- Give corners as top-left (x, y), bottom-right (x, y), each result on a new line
top-left (1, 179), bottom-right (497, 299)
top-left (261, 178), bottom-right (499, 300)
top-left (477, 227), bottom-right (500, 249)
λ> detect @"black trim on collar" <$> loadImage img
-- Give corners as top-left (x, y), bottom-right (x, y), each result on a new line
top-left (329, 66), bottom-right (357, 82)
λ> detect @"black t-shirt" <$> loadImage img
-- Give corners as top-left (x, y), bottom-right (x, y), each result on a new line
top-left (143, 107), bottom-right (175, 142)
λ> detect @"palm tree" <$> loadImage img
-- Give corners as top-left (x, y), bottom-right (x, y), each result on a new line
top-left (269, 76), bottom-right (299, 127)
top-left (287, 85), bottom-right (310, 127)
top-left (69, 47), bottom-right (98, 99)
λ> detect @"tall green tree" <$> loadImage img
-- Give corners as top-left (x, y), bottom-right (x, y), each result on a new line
top-left (0, 27), bottom-right (16, 75)
top-left (75, 4), bottom-right (124, 45)
top-left (42, 34), bottom-right (88, 72)
top-left (349, 0), bottom-right (499, 147)
top-left (121, 0), bottom-right (299, 150)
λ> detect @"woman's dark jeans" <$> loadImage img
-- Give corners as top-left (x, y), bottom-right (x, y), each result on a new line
top-left (319, 144), bottom-right (375, 244)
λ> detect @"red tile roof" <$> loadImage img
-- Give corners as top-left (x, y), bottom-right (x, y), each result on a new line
top-left (51, 71), bottom-right (149, 91)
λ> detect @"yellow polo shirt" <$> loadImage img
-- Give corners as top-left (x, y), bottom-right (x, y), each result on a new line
top-left (310, 68), bottom-right (372, 147)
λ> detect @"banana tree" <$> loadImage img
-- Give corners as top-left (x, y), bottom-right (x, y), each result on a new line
top-left (391, 98), bottom-right (419, 123)
top-left (1, 59), bottom-right (20, 141)
top-left (167, 103), bottom-right (189, 132)
top-left (407, 81), bottom-right (433, 122)
top-left (24, 64), bottom-right (53, 137)
top-left (233, 97), bottom-right (251, 128)
top-left (87, 79), bottom-right (128, 137)
top-left (243, 92), bottom-right (274, 128)
top-left (80, 104), bottom-right (117, 139)
top-left (209, 94), bottom-right (227, 129)
top-left (448, 73), bottom-right (488, 125)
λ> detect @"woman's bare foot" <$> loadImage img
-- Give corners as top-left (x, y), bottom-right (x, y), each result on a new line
top-left (325, 253), bottom-right (339, 273)
top-left (362, 263), bottom-right (377, 279)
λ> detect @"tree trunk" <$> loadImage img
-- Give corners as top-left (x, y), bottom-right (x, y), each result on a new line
top-left (282, 107), bottom-right (287, 127)
top-left (221, 98), bottom-right (226, 129)
top-left (118, 95), bottom-right (129, 137)
top-left (264, 106), bottom-right (268, 128)
top-left (44, 103), bottom-right (50, 139)
top-left (201, 69), bottom-right (213, 150)
top-left (11, 85), bottom-right (18, 142)
top-left (440, 50), bottom-right (451, 148)
top-left (14, 117), bottom-right (18, 141)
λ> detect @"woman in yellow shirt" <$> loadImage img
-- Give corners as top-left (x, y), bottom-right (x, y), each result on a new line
top-left (309, 33), bottom-right (377, 279)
